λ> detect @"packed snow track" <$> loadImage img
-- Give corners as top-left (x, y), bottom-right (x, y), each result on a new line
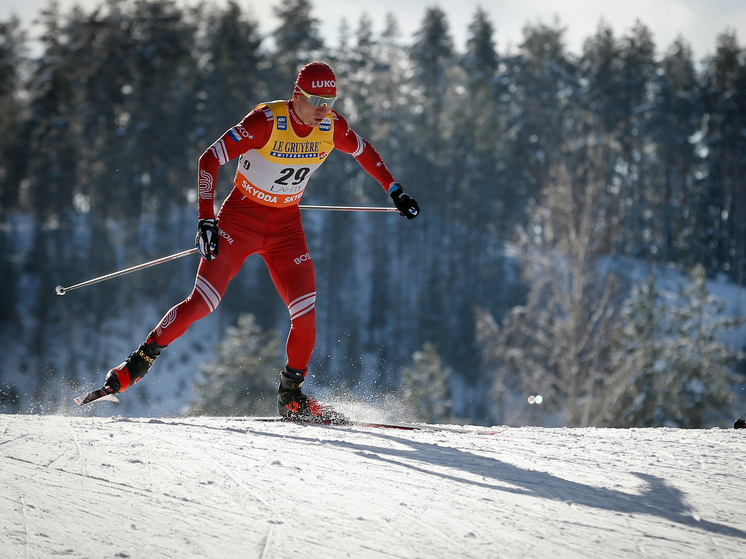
top-left (1, 415), bottom-right (744, 558)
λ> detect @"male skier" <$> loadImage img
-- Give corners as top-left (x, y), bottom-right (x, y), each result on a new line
top-left (100, 62), bottom-right (419, 421)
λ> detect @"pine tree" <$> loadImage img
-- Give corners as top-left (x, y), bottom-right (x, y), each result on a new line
top-left (0, 16), bottom-right (26, 322)
top-left (608, 266), bottom-right (744, 427)
top-left (617, 22), bottom-right (658, 258)
top-left (442, 8), bottom-right (503, 381)
top-left (270, 0), bottom-right (324, 96)
top-left (577, 22), bottom-right (625, 255)
top-left (23, 3), bottom-right (80, 220)
top-left (409, 7), bottom-right (458, 361)
top-left (579, 20), bottom-right (659, 258)
top-left (0, 15), bottom-right (26, 213)
top-left (399, 343), bottom-right (452, 423)
top-left (197, 0), bottom-right (264, 138)
top-left (189, 314), bottom-right (284, 416)
top-left (651, 38), bottom-right (702, 265)
top-left (353, 13), bottom-right (412, 377)
top-left (458, 7), bottom-right (501, 230)
top-left (409, 6), bottom-right (455, 181)
top-left (662, 265), bottom-right (744, 427)
top-left (512, 18), bottom-right (576, 201)
top-left (700, 32), bottom-right (746, 285)
top-left (604, 275), bottom-right (670, 426)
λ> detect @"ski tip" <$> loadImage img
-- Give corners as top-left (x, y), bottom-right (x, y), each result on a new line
top-left (74, 391), bottom-right (119, 406)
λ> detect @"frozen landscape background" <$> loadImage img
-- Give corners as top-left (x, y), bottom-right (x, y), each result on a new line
top-left (3, 4), bottom-right (746, 556)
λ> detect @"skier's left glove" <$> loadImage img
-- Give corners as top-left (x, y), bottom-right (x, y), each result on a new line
top-left (196, 218), bottom-right (220, 262)
top-left (389, 184), bottom-right (419, 220)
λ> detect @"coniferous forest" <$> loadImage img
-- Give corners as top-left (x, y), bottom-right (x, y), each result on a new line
top-left (1, 0), bottom-right (745, 426)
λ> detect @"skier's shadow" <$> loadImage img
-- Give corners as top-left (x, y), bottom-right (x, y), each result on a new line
top-left (279, 428), bottom-right (746, 540)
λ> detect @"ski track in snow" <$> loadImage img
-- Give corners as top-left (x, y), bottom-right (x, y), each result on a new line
top-left (0, 415), bottom-right (745, 559)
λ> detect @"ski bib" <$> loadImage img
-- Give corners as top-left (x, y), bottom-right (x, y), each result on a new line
top-left (233, 101), bottom-right (335, 208)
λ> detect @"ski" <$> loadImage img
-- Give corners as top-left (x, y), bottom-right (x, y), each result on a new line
top-left (364, 422), bottom-right (505, 435)
top-left (70, 404), bottom-right (503, 435)
top-left (353, 421), bottom-right (504, 435)
top-left (233, 417), bottom-right (505, 435)
top-left (74, 387), bottom-right (119, 406)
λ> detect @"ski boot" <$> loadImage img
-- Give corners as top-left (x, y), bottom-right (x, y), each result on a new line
top-left (103, 334), bottom-right (166, 394)
top-left (277, 366), bottom-right (348, 425)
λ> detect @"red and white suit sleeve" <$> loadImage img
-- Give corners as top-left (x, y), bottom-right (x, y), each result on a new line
top-left (197, 109), bottom-right (273, 220)
top-left (331, 111), bottom-right (398, 194)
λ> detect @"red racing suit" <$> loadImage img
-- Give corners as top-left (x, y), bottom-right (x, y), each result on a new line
top-left (150, 100), bottom-right (397, 373)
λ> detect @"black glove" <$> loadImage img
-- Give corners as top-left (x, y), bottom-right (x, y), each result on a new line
top-left (196, 218), bottom-right (220, 262)
top-left (390, 184), bottom-right (419, 220)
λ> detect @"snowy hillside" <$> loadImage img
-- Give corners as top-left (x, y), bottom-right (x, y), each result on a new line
top-left (2, 414), bottom-right (745, 558)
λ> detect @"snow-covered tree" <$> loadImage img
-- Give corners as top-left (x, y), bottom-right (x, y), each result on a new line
top-left (603, 265), bottom-right (744, 427)
top-left (666, 265), bottom-right (745, 427)
top-left (482, 163), bottom-right (623, 427)
top-left (603, 275), bottom-right (671, 425)
top-left (189, 314), bottom-right (284, 416)
top-left (399, 343), bottom-right (452, 423)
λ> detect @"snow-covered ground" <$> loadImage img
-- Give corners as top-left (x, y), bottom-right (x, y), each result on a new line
top-left (1, 414), bottom-right (745, 558)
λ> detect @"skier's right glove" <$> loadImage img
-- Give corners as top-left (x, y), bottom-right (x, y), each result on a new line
top-left (196, 218), bottom-right (220, 262)
top-left (389, 183), bottom-right (420, 220)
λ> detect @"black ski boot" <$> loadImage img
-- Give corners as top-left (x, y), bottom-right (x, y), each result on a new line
top-left (277, 366), bottom-right (348, 424)
top-left (104, 335), bottom-right (165, 394)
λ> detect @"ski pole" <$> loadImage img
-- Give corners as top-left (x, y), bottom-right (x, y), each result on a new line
top-left (299, 205), bottom-right (398, 212)
top-left (54, 204), bottom-right (398, 295)
top-left (55, 248), bottom-right (199, 295)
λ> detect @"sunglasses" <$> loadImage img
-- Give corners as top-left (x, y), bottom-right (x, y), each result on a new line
top-left (297, 85), bottom-right (337, 110)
